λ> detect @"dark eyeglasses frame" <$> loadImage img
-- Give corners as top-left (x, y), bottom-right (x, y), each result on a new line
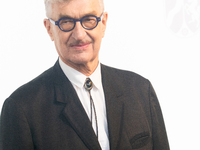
top-left (49, 13), bottom-right (104, 32)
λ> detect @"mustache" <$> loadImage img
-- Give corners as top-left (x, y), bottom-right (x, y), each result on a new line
top-left (69, 40), bottom-right (92, 47)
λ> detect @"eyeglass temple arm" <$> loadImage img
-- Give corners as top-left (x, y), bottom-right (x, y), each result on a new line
top-left (100, 12), bottom-right (104, 19)
top-left (48, 18), bottom-right (56, 25)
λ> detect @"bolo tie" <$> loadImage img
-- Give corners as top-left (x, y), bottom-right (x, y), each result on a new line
top-left (84, 78), bottom-right (98, 138)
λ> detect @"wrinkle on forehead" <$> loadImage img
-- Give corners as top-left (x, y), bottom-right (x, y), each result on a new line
top-left (50, 0), bottom-right (102, 19)
top-left (47, 0), bottom-right (103, 18)
top-left (58, 11), bottom-right (99, 19)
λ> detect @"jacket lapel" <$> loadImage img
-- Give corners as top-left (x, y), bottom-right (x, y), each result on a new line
top-left (101, 65), bottom-right (126, 150)
top-left (53, 61), bottom-right (101, 150)
top-left (52, 61), bottom-right (127, 150)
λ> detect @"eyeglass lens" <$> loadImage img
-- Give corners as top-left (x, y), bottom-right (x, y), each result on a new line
top-left (59, 16), bottom-right (98, 31)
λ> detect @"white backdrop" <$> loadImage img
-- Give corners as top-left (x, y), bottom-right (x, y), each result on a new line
top-left (0, 0), bottom-right (200, 149)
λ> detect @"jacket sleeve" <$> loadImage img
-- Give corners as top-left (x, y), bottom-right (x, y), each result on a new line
top-left (0, 98), bottom-right (34, 150)
top-left (149, 82), bottom-right (170, 150)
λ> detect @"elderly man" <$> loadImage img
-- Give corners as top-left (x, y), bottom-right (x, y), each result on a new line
top-left (0, 0), bottom-right (170, 149)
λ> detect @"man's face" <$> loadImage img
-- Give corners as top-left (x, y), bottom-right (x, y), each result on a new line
top-left (45, 0), bottom-right (107, 69)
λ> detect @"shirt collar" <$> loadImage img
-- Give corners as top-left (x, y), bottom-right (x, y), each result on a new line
top-left (59, 58), bottom-right (102, 89)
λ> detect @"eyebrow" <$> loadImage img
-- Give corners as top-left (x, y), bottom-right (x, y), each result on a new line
top-left (58, 11), bottom-right (98, 19)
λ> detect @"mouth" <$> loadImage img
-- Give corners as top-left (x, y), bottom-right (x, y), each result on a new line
top-left (70, 42), bottom-right (91, 50)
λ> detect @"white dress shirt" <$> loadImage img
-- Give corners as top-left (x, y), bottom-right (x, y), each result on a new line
top-left (59, 58), bottom-right (110, 150)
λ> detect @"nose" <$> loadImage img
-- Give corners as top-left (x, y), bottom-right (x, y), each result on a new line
top-left (71, 22), bottom-right (87, 41)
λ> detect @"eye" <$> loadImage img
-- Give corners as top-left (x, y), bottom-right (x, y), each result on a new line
top-left (59, 19), bottom-right (74, 25)
top-left (83, 17), bottom-right (96, 23)
top-left (58, 18), bottom-right (74, 31)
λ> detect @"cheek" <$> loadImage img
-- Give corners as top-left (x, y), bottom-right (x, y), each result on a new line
top-left (93, 35), bottom-right (103, 51)
top-left (91, 29), bottom-right (103, 49)
top-left (54, 33), bottom-right (69, 48)
top-left (54, 36), bottom-right (68, 57)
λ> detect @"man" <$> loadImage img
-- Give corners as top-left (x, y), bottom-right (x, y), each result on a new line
top-left (0, 0), bottom-right (170, 149)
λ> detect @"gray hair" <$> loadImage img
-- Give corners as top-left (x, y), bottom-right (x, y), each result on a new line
top-left (44, 0), bottom-right (104, 17)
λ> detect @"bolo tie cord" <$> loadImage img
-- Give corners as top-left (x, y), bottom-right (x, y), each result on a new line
top-left (84, 78), bottom-right (98, 138)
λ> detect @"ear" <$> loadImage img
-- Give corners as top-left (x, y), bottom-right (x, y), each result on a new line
top-left (44, 19), bottom-right (54, 41)
top-left (101, 12), bottom-right (108, 38)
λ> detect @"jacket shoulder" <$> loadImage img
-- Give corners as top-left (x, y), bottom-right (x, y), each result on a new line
top-left (8, 66), bottom-right (55, 102)
top-left (101, 64), bottom-right (150, 86)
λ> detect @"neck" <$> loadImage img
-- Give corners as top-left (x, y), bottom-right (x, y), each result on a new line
top-left (61, 58), bottom-right (99, 76)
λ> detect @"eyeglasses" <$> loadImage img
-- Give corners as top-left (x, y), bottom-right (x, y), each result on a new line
top-left (49, 14), bottom-right (103, 32)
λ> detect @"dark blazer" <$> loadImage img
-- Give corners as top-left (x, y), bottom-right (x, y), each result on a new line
top-left (0, 61), bottom-right (170, 150)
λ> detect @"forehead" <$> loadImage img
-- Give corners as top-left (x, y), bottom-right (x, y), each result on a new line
top-left (51, 0), bottom-right (101, 19)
